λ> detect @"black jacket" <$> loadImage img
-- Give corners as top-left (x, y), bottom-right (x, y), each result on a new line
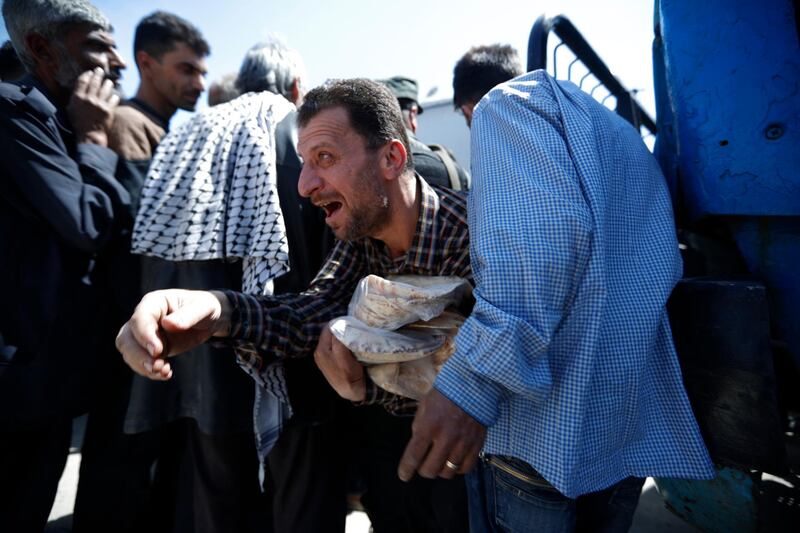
top-left (0, 77), bottom-right (130, 429)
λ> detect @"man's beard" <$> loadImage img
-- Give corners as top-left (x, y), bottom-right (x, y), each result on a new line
top-left (176, 91), bottom-right (201, 111)
top-left (51, 42), bottom-right (121, 93)
top-left (52, 44), bottom-right (84, 91)
top-left (341, 164), bottom-right (391, 242)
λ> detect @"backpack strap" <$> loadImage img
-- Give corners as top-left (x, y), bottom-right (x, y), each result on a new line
top-left (428, 143), bottom-right (462, 191)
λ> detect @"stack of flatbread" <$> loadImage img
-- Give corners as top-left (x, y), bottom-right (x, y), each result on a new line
top-left (329, 275), bottom-right (471, 400)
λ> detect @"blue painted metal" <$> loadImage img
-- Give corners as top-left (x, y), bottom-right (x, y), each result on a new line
top-left (655, 467), bottom-right (757, 533)
top-left (654, 0), bottom-right (800, 369)
top-left (651, 0), bottom-right (800, 529)
top-left (730, 218), bottom-right (800, 368)
top-left (653, 0), bottom-right (800, 218)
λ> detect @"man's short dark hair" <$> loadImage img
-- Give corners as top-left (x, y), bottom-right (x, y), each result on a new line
top-left (453, 44), bottom-right (524, 108)
top-left (133, 11), bottom-right (209, 63)
top-left (298, 78), bottom-right (414, 171)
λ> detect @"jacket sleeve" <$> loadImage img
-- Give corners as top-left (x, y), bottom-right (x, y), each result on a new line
top-left (0, 102), bottom-right (130, 253)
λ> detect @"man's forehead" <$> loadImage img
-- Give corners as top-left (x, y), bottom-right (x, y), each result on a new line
top-left (84, 27), bottom-right (116, 46)
top-left (298, 107), bottom-right (356, 150)
top-left (162, 41), bottom-right (208, 70)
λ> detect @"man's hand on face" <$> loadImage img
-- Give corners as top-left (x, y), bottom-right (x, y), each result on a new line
top-left (67, 67), bottom-right (119, 146)
top-left (115, 289), bottom-right (232, 381)
top-left (314, 326), bottom-right (366, 402)
top-left (397, 388), bottom-right (487, 482)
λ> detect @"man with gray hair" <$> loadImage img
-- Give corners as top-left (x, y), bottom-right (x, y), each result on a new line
top-left (236, 38), bottom-right (343, 533)
top-left (235, 36), bottom-right (306, 102)
top-left (0, 1), bottom-right (129, 530)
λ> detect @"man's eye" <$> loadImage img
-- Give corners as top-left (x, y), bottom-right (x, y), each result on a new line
top-left (318, 152), bottom-right (334, 165)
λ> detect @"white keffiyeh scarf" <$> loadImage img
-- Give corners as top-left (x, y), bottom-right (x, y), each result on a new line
top-left (132, 91), bottom-right (292, 294)
top-left (131, 91), bottom-right (295, 477)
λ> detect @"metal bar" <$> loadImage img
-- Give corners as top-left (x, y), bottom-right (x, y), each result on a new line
top-left (567, 57), bottom-right (580, 82)
top-left (527, 13), bottom-right (657, 135)
top-left (527, 15), bottom-right (551, 71)
top-left (549, 15), bottom-right (625, 94)
top-left (552, 41), bottom-right (565, 78)
top-left (579, 71), bottom-right (593, 88)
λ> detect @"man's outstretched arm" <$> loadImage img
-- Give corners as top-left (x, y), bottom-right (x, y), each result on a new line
top-left (116, 289), bottom-right (231, 380)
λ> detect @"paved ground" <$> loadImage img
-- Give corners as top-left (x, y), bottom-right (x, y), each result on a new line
top-left (47, 416), bottom-right (696, 532)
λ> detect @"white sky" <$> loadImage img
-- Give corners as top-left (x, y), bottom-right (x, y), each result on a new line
top-left (1, 0), bottom-right (657, 124)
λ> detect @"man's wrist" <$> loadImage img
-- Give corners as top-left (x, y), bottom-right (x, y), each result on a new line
top-left (209, 290), bottom-right (232, 338)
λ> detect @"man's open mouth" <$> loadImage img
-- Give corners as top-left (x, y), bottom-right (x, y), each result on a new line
top-left (319, 201), bottom-right (343, 219)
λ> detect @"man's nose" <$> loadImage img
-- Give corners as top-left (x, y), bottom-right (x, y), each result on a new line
top-left (298, 164), bottom-right (321, 198)
top-left (109, 48), bottom-right (126, 71)
top-left (192, 74), bottom-right (206, 93)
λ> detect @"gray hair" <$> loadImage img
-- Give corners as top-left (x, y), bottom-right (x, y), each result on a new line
top-left (235, 36), bottom-right (306, 101)
top-left (2, 0), bottom-right (111, 71)
top-left (208, 72), bottom-right (240, 106)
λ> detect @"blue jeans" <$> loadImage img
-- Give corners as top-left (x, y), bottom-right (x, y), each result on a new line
top-left (467, 455), bottom-right (644, 533)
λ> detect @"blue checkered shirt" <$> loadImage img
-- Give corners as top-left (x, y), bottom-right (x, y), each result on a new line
top-left (435, 71), bottom-right (714, 498)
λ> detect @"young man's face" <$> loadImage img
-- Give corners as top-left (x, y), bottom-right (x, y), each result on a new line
top-left (146, 42), bottom-right (208, 111)
top-left (297, 106), bottom-right (391, 242)
top-left (53, 23), bottom-right (126, 89)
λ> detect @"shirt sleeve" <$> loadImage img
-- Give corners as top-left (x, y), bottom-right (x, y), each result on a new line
top-left (226, 239), bottom-right (369, 372)
top-left (0, 104), bottom-right (130, 253)
top-left (357, 375), bottom-right (418, 416)
top-left (434, 91), bottom-right (594, 427)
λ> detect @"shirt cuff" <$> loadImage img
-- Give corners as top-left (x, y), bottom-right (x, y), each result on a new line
top-left (223, 290), bottom-right (263, 343)
top-left (358, 374), bottom-right (378, 405)
top-left (77, 142), bottom-right (118, 174)
top-left (434, 352), bottom-right (505, 428)
top-left (355, 375), bottom-right (418, 416)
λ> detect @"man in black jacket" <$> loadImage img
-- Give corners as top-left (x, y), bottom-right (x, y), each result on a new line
top-left (0, 1), bottom-right (129, 531)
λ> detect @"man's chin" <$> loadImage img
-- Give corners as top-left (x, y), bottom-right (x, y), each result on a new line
top-left (178, 96), bottom-right (201, 111)
top-left (327, 221), bottom-right (354, 242)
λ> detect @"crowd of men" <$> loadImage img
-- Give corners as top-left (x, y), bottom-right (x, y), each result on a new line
top-left (0, 1), bottom-right (715, 533)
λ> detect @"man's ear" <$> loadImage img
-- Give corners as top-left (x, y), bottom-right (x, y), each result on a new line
top-left (25, 33), bottom-right (57, 71)
top-left (290, 77), bottom-right (302, 106)
top-left (380, 139), bottom-right (408, 181)
top-left (407, 107), bottom-right (419, 134)
top-left (136, 50), bottom-right (156, 79)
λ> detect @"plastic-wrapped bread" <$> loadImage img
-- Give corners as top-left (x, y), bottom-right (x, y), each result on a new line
top-left (366, 337), bottom-right (457, 400)
top-left (330, 274), bottom-right (471, 400)
top-left (404, 309), bottom-right (465, 332)
top-left (328, 316), bottom-right (446, 364)
top-left (348, 275), bottom-right (471, 330)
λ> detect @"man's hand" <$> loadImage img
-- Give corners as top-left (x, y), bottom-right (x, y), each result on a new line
top-left (398, 388), bottom-right (486, 481)
top-left (67, 67), bottom-right (119, 146)
top-left (313, 325), bottom-right (366, 402)
top-left (115, 289), bottom-right (231, 380)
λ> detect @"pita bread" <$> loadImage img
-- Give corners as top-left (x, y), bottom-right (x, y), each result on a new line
top-left (349, 275), bottom-right (472, 330)
top-left (328, 316), bottom-right (446, 364)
